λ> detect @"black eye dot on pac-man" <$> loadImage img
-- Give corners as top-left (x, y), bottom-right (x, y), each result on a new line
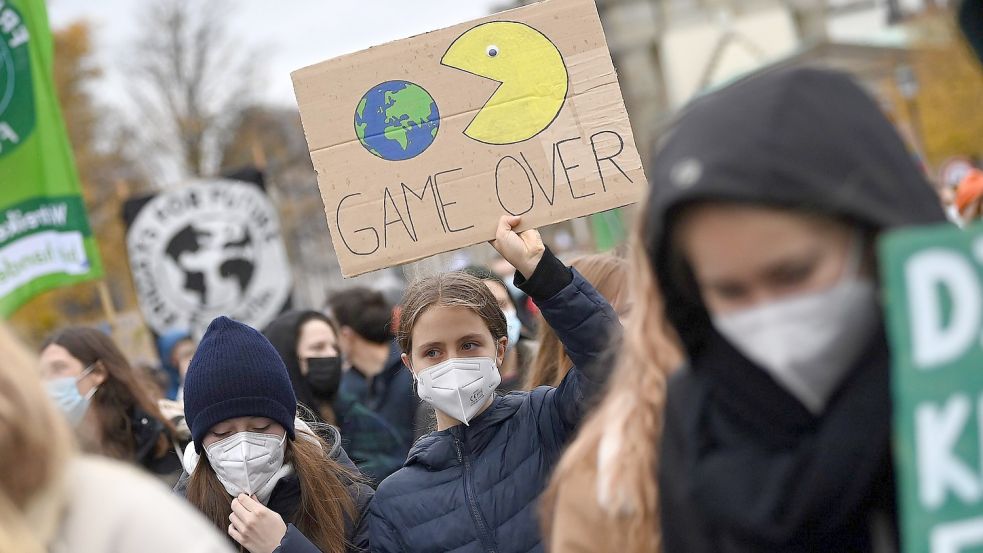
top-left (486, 45), bottom-right (499, 58)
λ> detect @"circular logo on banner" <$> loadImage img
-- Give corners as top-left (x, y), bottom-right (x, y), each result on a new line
top-left (0, 5), bottom-right (35, 158)
top-left (126, 180), bottom-right (292, 337)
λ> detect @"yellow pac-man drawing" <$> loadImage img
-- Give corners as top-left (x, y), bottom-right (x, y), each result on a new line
top-left (441, 21), bottom-right (568, 145)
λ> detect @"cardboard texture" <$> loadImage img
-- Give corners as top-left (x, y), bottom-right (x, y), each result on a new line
top-left (292, 0), bottom-right (646, 276)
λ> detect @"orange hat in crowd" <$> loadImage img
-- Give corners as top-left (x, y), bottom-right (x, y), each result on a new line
top-left (955, 169), bottom-right (983, 213)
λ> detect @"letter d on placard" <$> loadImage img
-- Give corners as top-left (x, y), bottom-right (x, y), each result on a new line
top-left (906, 249), bottom-right (982, 369)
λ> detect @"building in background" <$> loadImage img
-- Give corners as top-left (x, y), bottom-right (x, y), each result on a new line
top-left (282, 0), bottom-right (972, 306)
top-left (507, 0), bottom-right (959, 169)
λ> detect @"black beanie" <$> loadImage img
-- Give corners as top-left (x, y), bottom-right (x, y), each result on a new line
top-left (184, 316), bottom-right (297, 452)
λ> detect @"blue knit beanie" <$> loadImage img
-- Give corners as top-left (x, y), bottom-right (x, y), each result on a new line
top-left (184, 316), bottom-right (297, 452)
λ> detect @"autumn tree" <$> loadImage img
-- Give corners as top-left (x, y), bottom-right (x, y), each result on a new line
top-left (885, 11), bottom-right (983, 172)
top-left (9, 22), bottom-right (149, 343)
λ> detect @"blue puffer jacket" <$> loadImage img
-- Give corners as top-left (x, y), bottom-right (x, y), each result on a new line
top-left (368, 251), bottom-right (619, 553)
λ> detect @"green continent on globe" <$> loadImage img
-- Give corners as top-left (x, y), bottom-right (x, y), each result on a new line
top-left (355, 98), bottom-right (368, 138)
top-left (355, 97), bottom-right (380, 156)
top-left (383, 85), bottom-right (436, 151)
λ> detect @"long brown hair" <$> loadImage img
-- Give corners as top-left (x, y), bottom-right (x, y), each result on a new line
top-left (397, 271), bottom-right (508, 355)
top-left (0, 324), bottom-right (73, 553)
top-left (525, 253), bottom-right (629, 389)
top-left (185, 425), bottom-right (356, 553)
top-left (540, 231), bottom-right (682, 552)
top-left (41, 327), bottom-right (175, 461)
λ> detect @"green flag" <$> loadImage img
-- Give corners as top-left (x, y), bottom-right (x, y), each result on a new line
top-left (880, 222), bottom-right (983, 552)
top-left (0, 0), bottom-right (103, 317)
top-left (589, 208), bottom-right (626, 251)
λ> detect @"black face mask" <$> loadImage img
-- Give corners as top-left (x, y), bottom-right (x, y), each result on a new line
top-left (306, 357), bottom-right (342, 398)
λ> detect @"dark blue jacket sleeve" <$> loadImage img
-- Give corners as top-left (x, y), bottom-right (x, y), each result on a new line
top-left (326, 431), bottom-right (373, 552)
top-left (368, 501), bottom-right (406, 552)
top-left (515, 248), bottom-right (621, 433)
top-left (275, 524), bottom-right (322, 553)
top-left (349, 481), bottom-right (373, 552)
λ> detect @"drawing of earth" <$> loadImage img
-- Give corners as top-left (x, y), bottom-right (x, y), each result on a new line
top-left (354, 80), bottom-right (439, 161)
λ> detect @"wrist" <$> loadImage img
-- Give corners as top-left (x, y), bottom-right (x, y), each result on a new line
top-left (519, 250), bottom-right (544, 277)
top-left (515, 247), bottom-right (571, 300)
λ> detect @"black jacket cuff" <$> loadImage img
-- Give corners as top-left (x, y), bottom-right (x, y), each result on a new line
top-left (514, 247), bottom-right (572, 301)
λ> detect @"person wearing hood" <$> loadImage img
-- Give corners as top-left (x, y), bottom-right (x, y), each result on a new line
top-left (545, 66), bottom-right (943, 552)
top-left (175, 316), bottom-right (373, 553)
top-left (367, 216), bottom-right (621, 553)
top-left (39, 327), bottom-right (184, 484)
top-left (156, 330), bottom-right (197, 446)
top-left (157, 330), bottom-right (196, 401)
top-left (263, 310), bottom-right (406, 485)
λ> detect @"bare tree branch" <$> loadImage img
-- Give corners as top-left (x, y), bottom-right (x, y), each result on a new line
top-left (122, 0), bottom-right (262, 181)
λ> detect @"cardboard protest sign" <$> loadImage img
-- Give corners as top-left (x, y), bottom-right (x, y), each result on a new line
top-left (124, 178), bottom-right (291, 338)
top-left (880, 223), bottom-right (983, 552)
top-left (292, 0), bottom-right (646, 276)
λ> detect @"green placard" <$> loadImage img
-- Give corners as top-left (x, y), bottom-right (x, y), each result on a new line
top-left (880, 222), bottom-right (983, 552)
top-left (0, 0), bottom-right (103, 317)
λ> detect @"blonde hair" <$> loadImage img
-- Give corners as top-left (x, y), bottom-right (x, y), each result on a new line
top-left (525, 254), bottom-right (628, 389)
top-left (0, 325), bottom-right (74, 553)
top-left (541, 229), bottom-right (682, 552)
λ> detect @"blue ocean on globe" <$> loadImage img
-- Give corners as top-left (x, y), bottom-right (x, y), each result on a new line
top-left (354, 80), bottom-right (440, 161)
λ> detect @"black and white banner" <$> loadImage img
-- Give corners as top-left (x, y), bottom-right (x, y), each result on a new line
top-left (124, 178), bottom-right (292, 337)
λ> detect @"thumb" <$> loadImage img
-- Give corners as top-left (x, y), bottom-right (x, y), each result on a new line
top-left (495, 215), bottom-right (519, 240)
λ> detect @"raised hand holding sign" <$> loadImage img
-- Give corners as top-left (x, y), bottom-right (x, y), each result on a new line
top-left (292, 0), bottom-right (645, 276)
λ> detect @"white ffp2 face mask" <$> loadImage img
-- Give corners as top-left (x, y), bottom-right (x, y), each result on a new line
top-left (711, 234), bottom-right (879, 414)
top-left (416, 357), bottom-right (501, 425)
top-left (204, 431), bottom-right (286, 500)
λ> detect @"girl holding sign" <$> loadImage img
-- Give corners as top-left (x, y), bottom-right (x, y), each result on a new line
top-left (367, 215), bottom-right (621, 553)
top-left (542, 67), bottom-right (947, 552)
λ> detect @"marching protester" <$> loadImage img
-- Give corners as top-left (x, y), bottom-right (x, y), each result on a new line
top-left (155, 330), bottom-right (198, 446)
top-left (367, 215), bottom-right (621, 553)
top-left (39, 327), bottom-right (185, 484)
top-left (158, 330), bottom-right (197, 401)
top-left (328, 289), bottom-right (421, 450)
top-left (545, 67), bottom-right (946, 552)
top-left (525, 253), bottom-right (629, 389)
top-left (176, 316), bottom-right (373, 553)
top-left (264, 310), bottom-right (406, 485)
top-left (462, 264), bottom-right (536, 392)
top-left (1, 324), bottom-right (234, 553)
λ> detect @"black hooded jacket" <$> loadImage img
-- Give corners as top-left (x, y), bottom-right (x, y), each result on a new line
top-left (646, 68), bottom-right (945, 552)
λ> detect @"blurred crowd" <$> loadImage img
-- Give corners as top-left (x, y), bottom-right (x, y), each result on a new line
top-left (2, 3), bottom-right (982, 553)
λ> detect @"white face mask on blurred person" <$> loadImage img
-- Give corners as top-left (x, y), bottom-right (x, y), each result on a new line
top-left (711, 234), bottom-right (879, 414)
top-left (416, 357), bottom-right (501, 425)
top-left (204, 431), bottom-right (286, 502)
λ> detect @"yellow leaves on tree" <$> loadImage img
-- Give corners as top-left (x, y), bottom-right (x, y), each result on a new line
top-left (8, 22), bottom-right (144, 344)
